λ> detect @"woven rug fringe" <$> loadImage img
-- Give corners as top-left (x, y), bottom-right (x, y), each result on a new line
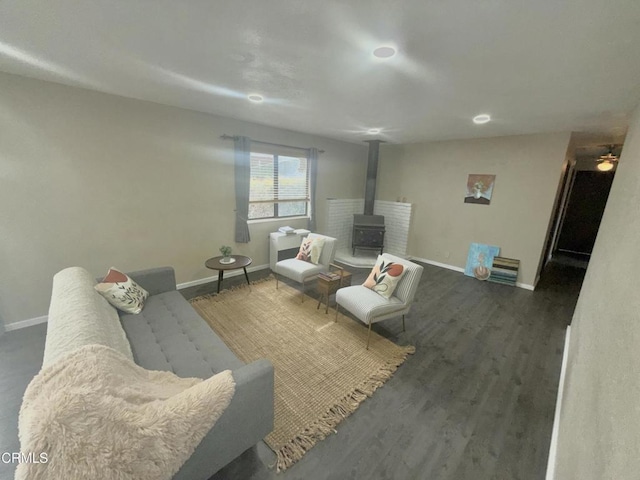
top-left (274, 345), bottom-right (414, 472)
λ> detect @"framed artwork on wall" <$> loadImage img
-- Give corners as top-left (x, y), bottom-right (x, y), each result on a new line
top-left (464, 174), bottom-right (496, 205)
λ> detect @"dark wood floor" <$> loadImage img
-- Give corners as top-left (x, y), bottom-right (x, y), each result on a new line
top-left (0, 261), bottom-right (584, 480)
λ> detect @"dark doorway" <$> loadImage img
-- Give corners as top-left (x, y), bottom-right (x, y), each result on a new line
top-left (556, 170), bottom-right (615, 255)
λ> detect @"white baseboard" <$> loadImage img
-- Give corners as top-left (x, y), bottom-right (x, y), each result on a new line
top-left (177, 263), bottom-right (270, 290)
top-left (546, 325), bottom-right (572, 480)
top-left (410, 256), bottom-right (535, 291)
top-left (409, 256), bottom-right (465, 273)
top-left (5, 315), bottom-right (48, 331)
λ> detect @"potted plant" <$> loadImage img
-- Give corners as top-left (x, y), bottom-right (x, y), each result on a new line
top-left (219, 245), bottom-right (233, 264)
top-left (472, 181), bottom-right (485, 199)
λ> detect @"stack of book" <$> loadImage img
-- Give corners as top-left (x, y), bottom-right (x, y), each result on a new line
top-left (278, 226), bottom-right (295, 235)
top-left (318, 272), bottom-right (342, 281)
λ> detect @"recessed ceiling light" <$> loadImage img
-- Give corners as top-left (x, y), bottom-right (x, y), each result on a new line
top-left (473, 114), bottom-right (491, 124)
top-left (247, 94), bottom-right (264, 103)
top-left (373, 46), bottom-right (396, 59)
top-left (367, 128), bottom-right (381, 135)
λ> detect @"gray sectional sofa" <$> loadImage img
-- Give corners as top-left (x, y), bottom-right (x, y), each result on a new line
top-left (43, 266), bottom-right (274, 479)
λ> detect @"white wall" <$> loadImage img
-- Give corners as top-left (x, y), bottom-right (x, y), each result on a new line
top-left (0, 72), bottom-right (367, 326)
top-left (552, 106), bottom-right (640, 479)
top-left (377, 132), bottom-right (571, 286)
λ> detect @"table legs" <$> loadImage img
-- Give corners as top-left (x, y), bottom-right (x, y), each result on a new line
top-left (217, 270), bottom-right (224, 293)
top-left (216, 267), bottom-right (250, 294)
top-left (316, 293), bottom-right (331, 314)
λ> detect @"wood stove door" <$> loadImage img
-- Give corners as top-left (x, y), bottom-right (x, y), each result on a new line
top-left (352, 228), bottom-right (385, 255)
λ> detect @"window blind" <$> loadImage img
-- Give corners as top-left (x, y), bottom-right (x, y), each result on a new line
top-left (249, 154), bottom-right (309, 203)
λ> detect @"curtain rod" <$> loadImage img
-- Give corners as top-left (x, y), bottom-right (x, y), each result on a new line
top-left (220, 134), bottom-right (324, 154)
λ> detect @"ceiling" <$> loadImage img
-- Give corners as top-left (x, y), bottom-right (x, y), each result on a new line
top-left (1, 0), bottom-right (639, 145)
top-left (575, 144), bottom-right (623, 160)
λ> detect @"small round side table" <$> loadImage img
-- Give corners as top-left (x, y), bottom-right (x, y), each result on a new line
top-left (205, 255), bottom-right (253, 293)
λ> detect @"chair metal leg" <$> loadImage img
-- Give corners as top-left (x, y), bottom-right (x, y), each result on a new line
top-left (335, 303), bottom-right (339, 322)
top-left (301, 280), bottom-right (305, 303)
top-left (366, 322), bottom-right (372, 349)
top-left (402, 314), bottom-right (405, 332)
top-left (276, 273), bottom-right (279, 289)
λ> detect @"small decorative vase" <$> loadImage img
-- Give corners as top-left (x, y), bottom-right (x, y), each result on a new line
top-left (220, 255), bottom-right (235, 264)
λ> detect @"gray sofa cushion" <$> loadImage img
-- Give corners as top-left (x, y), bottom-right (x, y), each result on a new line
top-left (119, 291), bottom-right (243, 379)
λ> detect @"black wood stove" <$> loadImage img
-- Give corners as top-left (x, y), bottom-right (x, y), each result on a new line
top-left (352, 214), bottom-right (385, 255)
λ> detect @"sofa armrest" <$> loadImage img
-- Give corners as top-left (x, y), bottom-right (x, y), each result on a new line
top-left (173, 359), bottom-right (275, 480)
top-left (125, 267), bottom-right (177, 295)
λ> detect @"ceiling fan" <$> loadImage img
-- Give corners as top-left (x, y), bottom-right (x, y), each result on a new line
top-left (596, 145), bottom-right (619, 172)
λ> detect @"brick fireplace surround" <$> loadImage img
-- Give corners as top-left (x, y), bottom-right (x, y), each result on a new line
top-left (325, 199), bottom-right (413, 267)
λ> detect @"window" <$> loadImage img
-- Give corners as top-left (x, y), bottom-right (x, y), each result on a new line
top-left (248, 151), bottom-right (309, 220)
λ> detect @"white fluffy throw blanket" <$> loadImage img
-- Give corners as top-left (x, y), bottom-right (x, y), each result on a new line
top-left (16, 344), bottom-right (235, 480)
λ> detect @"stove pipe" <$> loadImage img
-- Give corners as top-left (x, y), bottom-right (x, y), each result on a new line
top-left (364, 140), bottom-right (384, 215)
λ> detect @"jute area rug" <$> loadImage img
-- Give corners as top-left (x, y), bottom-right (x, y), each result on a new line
top-left (190, 277), bottom-right (415, 472)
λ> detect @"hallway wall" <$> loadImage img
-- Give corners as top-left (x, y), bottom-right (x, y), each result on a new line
top-left (553, 104), bottom-right (640, 478)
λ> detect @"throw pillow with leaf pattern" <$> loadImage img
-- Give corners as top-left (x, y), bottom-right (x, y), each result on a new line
top-left (363, 255), bottom-right (406, 299)
top-left (295, 237), bottom-right (325, 264)
top-left (95, 267), bottom-right (149, 314)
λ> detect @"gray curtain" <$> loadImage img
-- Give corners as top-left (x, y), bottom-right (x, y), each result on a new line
top-left (308, 148), bottom-right (319, 232)
top-left (234, 136), bottom-right (251, 243)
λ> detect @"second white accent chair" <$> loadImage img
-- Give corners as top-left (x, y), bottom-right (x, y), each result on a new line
top-left (335, 253), bottom-right (424, 348)
top-left (274, 233), bottom-right (338, 301)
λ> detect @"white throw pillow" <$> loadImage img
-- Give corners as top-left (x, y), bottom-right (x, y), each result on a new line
top-left (363, 255), bottom-right (406, 299)
top-left (295, 237), bottom-right (325, 265)
top-left (95, 267), bottom-right (149, 314)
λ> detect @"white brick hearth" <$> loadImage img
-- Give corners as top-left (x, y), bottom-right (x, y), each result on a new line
top-left (373, 200), bottom-right (412, 256)
top-left (326, 199), bottom-right (413, 267)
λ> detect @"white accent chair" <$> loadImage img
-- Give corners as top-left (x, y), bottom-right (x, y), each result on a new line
top-left (274, 233), bottom-right (338, 301)
top-left (335, 253), bottom-right (424, 349)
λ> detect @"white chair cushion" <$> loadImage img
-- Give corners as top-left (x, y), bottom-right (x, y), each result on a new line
top-left (336, 285), bottom-right (405, 325)
top-left (275, 258), bottom-right (325, 283)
